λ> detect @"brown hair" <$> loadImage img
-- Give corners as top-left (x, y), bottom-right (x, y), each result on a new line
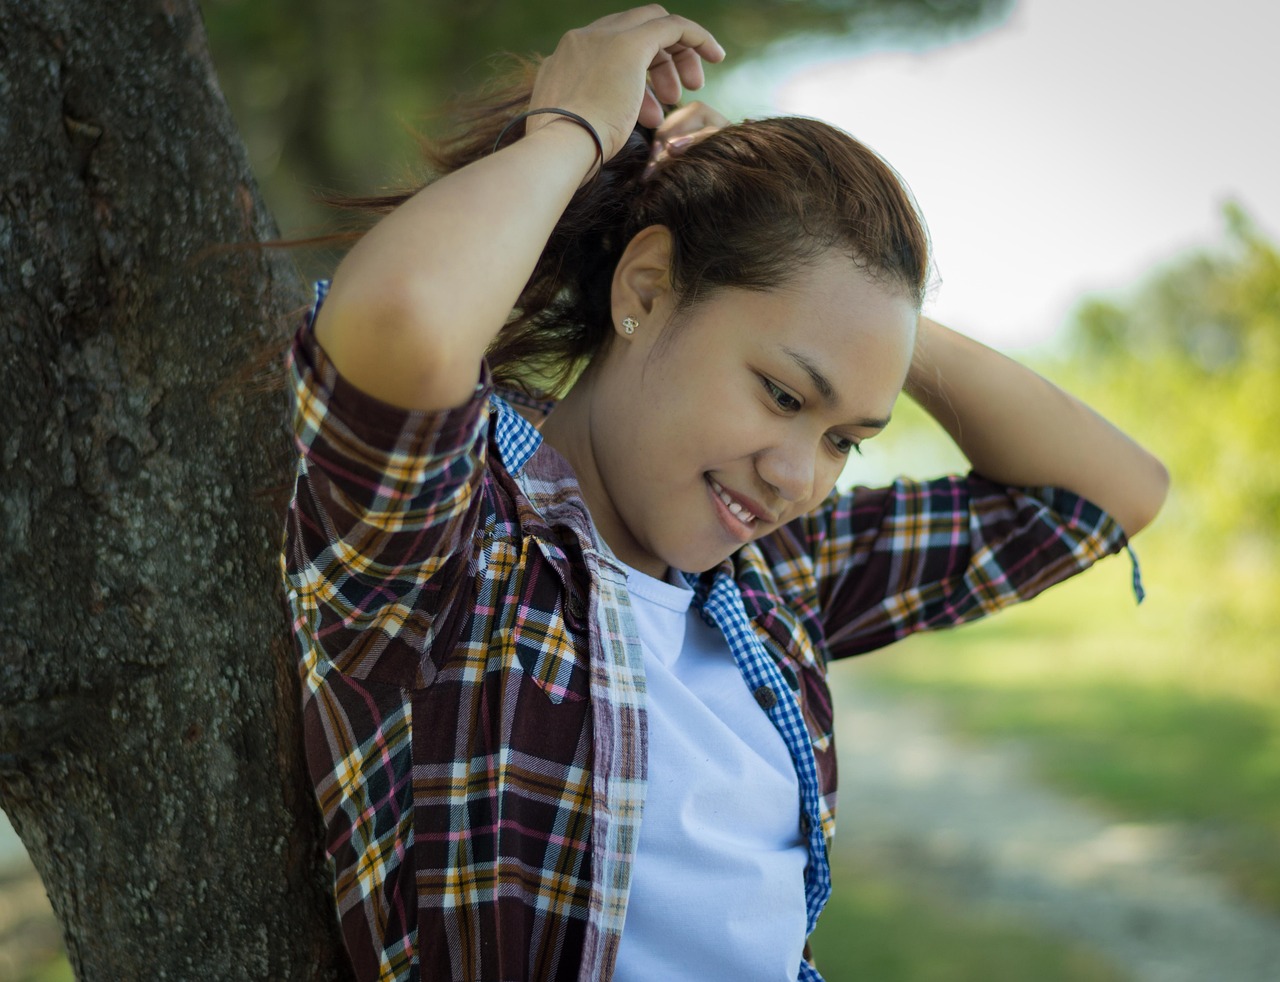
top-left (334, 59), bottom-right (930, 398)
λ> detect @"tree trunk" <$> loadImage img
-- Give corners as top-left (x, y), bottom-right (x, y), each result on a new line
top-left (0, 1), bottom-right (351, 978)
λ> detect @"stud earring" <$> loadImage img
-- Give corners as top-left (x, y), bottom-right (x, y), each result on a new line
top-left (622, 316), bottom-right (638, 335)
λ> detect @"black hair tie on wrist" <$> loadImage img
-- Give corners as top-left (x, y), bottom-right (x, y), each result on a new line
top-left (493, 108), bottom-right (604, 176)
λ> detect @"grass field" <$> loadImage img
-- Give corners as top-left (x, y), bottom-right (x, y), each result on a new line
top-left (810, 852), bottom-right (1130, 982)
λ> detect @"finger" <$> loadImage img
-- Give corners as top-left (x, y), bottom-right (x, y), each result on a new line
top-left (644, 122), bottom-right (723, 180)
top-left (653, 101), bottom-right (724, 142)
top-left (648, 125), bottom-right (718, 166)
top-left (647, 50), bottom-right (683, 106)
top-left (665, 125), bottom-right (719, 154)
top-left (702, 104), bottom-right (730, 129)
top-left (638, 86), bottom-right (666, 129)
top-left (635, 13), bottom-right (726, 65)
top-left (670, 46), bottom-right (706, 91)
top-left (594, 4), bottom-right (675, 31)
top-left (600, 7), bottom-right (724, 64)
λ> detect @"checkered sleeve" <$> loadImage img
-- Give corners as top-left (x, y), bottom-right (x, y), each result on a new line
top-left (283, 283), bottom-right (492, 981)
top-left (800, 473), bottom-right (1131, 659)
top-left (287, 284), bottom-right (491, 579)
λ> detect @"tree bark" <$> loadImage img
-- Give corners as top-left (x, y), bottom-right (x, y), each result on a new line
top-left (0, 1), bottom-right (351, 978)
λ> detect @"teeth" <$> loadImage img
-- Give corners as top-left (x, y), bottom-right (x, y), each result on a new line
top-left (710, 478), bottom-right (755, 524)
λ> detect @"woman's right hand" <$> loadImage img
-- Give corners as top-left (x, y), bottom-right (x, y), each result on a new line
top-left (316, 7), bottom-right (723, 413)
top-left (528, 6), bottom-right (726, 163)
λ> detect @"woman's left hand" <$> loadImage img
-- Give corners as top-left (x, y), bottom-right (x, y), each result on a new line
top-left (644, 99), bottom-right (729, 179)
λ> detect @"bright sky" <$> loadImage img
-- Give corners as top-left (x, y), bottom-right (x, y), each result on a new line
top-left (749, 0), bottom-right (1279, 349)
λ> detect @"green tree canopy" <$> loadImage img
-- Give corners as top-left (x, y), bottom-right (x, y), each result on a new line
top-left (201, 0), bottom-right (1011, 229)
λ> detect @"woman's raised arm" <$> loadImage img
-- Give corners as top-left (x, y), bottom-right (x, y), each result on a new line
top-left (905, 317), bottom-right (1170, 537)
top-left (313, 6), bottom-right (724, 412)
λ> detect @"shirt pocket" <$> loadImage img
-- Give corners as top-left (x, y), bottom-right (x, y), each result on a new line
top-left (495, 535), bottom-right (591, 705)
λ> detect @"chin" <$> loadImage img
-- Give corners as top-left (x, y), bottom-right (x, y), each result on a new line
top-left (666, 544), bottom-right (739, 576)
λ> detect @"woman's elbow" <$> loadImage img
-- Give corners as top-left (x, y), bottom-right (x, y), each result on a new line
top-left (1115, 453), bottom-right (1171, 538)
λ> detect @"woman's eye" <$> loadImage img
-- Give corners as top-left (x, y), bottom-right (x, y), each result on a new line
top-left (830, 434), bottom-right (863, 456)
top-left (761, 377), bottom-right (801, 412)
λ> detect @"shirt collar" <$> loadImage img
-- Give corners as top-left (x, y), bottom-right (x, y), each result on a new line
top-left (489, 393), bottom-right (545, 474)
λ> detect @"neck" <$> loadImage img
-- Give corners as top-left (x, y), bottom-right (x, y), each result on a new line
top-left (539, 375), bottom-right (666, 579)
top-left (538, 374), bottom-right (593, 476)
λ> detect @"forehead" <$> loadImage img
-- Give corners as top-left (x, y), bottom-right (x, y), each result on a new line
top-left (703, 256), bottom-right (918, 404)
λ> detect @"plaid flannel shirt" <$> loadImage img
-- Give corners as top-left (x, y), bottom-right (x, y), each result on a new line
top-left (283, 283), bottom-right (1133, 982)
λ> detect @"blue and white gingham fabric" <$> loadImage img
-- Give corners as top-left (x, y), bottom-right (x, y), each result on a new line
top-left (687, 567), bottom-right (833, 979)
top-left (310, 278), bottom-right (331, 323)
top-left (490, 394), bottom-right (541, 472)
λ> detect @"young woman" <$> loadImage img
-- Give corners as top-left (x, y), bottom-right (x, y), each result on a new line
top-left (282, 7), bottom-right (1169, 981)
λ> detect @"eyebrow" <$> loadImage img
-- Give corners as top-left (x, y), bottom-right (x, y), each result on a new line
top-left (780, 345), bottom-right (892, 429)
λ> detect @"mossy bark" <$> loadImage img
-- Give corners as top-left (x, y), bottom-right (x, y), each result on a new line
top-left (0, 1), bottom-right (350, 977)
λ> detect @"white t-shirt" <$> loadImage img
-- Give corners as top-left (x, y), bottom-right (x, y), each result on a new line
top-left (611, 563), bottom-right (809, 981)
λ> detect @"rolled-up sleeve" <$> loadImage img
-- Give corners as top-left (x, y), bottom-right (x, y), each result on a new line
top-left (289, 282), bottom-right (490, 566)
top-left (797, 473), bottom-right (1133, 659)
top-left (284, 281), bottom-right (492, 684)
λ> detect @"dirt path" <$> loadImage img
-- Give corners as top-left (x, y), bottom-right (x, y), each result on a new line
top-left (830, 676), bottom-right (1280, 982)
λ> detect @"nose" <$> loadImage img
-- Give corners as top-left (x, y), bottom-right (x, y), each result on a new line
top-left (754, 442), bottom-right (818, 505)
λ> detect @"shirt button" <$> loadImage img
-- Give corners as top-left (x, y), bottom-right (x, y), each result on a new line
top-left (567, 593), bottom-right (586, 620)
top-left (754, 686), bottom-right (777, 710)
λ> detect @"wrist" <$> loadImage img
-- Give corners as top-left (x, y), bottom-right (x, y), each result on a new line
top-left (505, 108), bottom-right (603, 184)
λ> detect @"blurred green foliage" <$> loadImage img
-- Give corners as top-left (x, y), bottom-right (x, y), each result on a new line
top-left (812, 852), bottom-right (1128, 981)
top-left (1063, 203), bottom-right (1280, 552)
top-left (200, 0), bottom-right (1011, 231)
top-left (862, 207), bottom-right (1280, 920)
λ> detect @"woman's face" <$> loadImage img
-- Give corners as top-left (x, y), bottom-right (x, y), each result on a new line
top-left (570, 247), bottom-right (918, 578)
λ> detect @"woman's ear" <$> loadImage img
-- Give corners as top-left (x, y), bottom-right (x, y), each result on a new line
top-left (611, 225), bottom-right (674, 335)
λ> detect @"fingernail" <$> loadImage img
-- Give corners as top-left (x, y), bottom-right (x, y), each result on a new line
top-left (667, 135), bottom-right (694, 150)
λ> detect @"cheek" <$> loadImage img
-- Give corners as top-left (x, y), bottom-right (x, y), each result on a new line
top-left (810, 454), bottom-right (847, 503)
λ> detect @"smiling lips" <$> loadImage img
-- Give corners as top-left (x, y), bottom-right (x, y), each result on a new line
top-left (707, 476), bottom-right (775, 536)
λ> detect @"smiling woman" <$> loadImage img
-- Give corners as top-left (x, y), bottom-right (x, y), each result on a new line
top-left (541, 243), bottom-right (919, 578)
top-left (281, 6), bottom-right (1167, 982)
